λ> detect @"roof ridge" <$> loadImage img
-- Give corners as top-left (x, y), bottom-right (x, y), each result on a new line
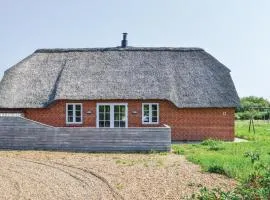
top-left (34, 47), bottom-right (204, 53)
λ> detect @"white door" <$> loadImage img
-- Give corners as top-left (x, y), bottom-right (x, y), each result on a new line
top-left (97, 103), bottom-right (128, 128)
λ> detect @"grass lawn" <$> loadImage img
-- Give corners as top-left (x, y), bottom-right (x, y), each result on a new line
top-left (172, 120), bottom-right (270, 181)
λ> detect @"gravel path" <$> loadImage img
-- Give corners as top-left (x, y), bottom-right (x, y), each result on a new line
top-left (0, 151), bottom-right (236, 199)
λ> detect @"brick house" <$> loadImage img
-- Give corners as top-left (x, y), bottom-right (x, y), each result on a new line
top-left (0, 34), bottom-right (239, 148)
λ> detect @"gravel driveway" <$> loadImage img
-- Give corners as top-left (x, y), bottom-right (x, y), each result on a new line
top-left (0, 151), bottom-right (236, 199)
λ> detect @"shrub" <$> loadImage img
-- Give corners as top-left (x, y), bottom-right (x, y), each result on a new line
top-left (207, 165), bottom-right (226, 175)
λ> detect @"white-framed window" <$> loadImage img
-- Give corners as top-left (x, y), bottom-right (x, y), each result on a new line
top-left (142, 103), bottom-right (159, 124)
top-left (96, 103), bottom-right (128, 128)
top-left (66, 103), bottom-right (83, 124)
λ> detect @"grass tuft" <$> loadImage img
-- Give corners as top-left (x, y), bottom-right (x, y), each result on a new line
top-left (207, 164), bottom-right (226, 175)
top-left (201, 139), bottom-right (221, 146)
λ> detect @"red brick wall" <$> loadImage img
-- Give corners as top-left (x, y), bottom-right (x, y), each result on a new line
top-left (23, 100), bottom-right (235, 141)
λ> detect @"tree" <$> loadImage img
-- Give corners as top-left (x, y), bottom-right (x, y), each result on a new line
top-left (236, 96), bottom-right (270, 120)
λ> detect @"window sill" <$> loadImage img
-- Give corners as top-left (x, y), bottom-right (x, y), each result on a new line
top-left (142, 122), bottom-right (159, 125)
top-left (66, 122), bottom-right (83, 125)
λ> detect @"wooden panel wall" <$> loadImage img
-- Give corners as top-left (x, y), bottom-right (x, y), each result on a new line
top-left (0, 117), bottom-right (171, 152)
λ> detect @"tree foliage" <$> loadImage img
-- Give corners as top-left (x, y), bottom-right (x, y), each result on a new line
top-left (236, 96), bottom-right (270, 120)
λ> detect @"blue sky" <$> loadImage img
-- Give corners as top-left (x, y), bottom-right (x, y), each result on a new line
top-left (0, 0), bottom-right (269, 99)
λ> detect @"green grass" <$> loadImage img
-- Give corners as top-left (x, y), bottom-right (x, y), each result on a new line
top-left (172, 120), bottom-right (270, 181)
top-left (236, 120), bottom-right (270, 141)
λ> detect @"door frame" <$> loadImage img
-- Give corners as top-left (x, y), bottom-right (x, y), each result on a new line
top-left (96, 103), bottom-right (128, 128)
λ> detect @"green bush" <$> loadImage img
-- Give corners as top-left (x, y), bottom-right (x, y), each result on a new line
top-left (235, 111), bottom-right (252, 120)
top-left (207, 165), bottom-right (226, 175)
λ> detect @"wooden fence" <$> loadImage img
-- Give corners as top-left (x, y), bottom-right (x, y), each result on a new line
top-left (0, 116), bottom-right (171, 152)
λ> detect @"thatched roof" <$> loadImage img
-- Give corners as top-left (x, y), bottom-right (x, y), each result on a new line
top-left (0, 47), bottom-right (240, 108)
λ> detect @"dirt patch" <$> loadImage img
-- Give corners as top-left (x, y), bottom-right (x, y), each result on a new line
top-left (0, 151), bottom-right (236, 199)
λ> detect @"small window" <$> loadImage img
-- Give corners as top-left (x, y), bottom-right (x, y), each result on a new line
top-left (66, 103), bottom-right (83, 124)
top-left (142, 103), bottom-right (159, 124)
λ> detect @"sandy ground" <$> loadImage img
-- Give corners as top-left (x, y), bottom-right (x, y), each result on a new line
top-left (0, 151), bottom-right (236, 200)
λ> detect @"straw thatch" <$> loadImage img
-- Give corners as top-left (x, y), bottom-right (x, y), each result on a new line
top-left (0, 47), bottom-right (239, 108)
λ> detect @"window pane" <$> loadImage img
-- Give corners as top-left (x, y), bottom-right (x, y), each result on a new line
top-left (68, 110), bottom-right (73, 116)
top-left (120, 121), bottom-right (125, 127)
top-left (105, 106), bottom-right (110, 112)
top-left (68, 105), bottom-right (73, 111)
top-left (114, 105), bottom-right (119, 112)
top-left (152, 104), bottom-right (157, 111)
top-left (75, 117), bottom-right (81, 122)
top-left (120, 113), bottom-right (126, 121)
top-left (152, 117), bottom-right (157, 122)
top-left (105, 121), bottom-right (110, 127)
top-left (75, 105), bottom-right (81, 111)
top-left (75, 110), bottom-right (81, 117)
top-left (68, 116), bottom-right (73, 122)
top-left (152, 110), bottom-right (157, 118)
top-left (114, 121), bottom-right (119, 127)
top-left (114, 113), bottom-right (120, 120)
top-left (144, 104), bottom-right (149, 111)
top-left (105, 113), bottom-right (110, 120)
top-left (99, 113), bottom-right (104, 120)
top-left (99, 106), bottom-right (104, 112)
top-left (120, 106), bottom-right (125, 112)
top-left (143, 103), bottom-right (149, 123)
top-left (144, 104), bottom-right (150, 120)
top-left (99, 121), bottom-right (104, 127)
top-left (67, 104), bottom-right (73, 122)
top-left (143, 116), bottom-right (149, 122)
top-left (144, 110), bottom-right (149, 116)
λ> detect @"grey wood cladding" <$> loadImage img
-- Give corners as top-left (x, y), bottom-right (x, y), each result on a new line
top-left (0, 117), bottom-right (171, 152)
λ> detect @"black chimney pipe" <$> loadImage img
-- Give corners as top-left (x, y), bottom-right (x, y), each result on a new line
top-left (121, 33), bottom-right (128, 48)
